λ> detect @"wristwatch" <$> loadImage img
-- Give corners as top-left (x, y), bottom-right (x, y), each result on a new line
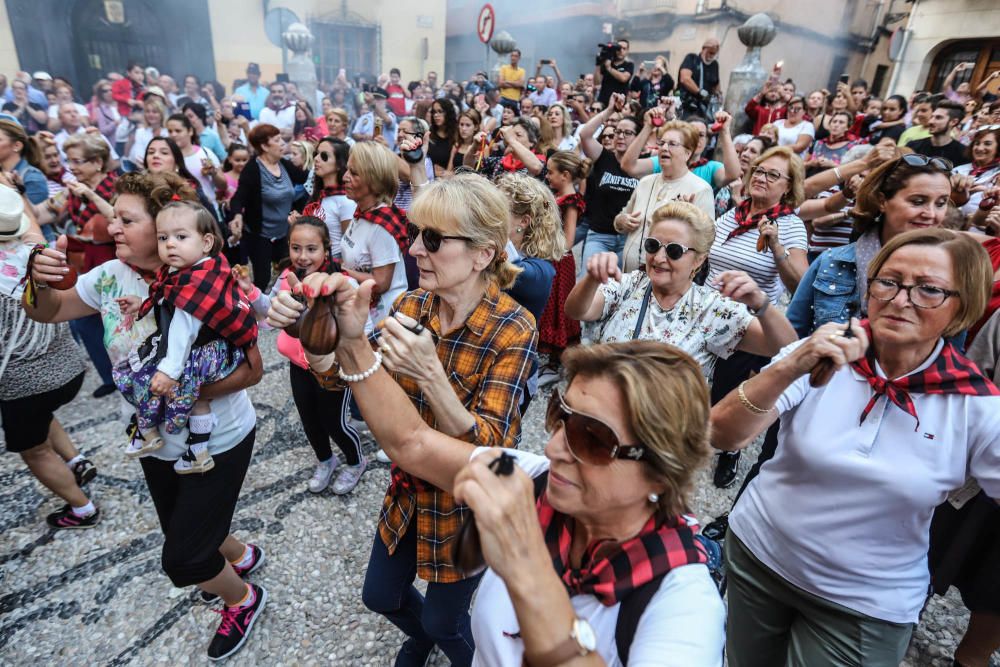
top-left (530, 618), bottom-right (597, 666)
top-left (748, 296), bottom-right (769, 317)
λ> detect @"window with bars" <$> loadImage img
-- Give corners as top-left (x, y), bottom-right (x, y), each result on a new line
top-left (310, 21), bottom-right (379, 83)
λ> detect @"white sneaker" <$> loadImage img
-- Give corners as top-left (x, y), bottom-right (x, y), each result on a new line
top-left (308, 459), bottom-right (339, 493)
top-left (332, 460), bottom-right (367, 495)
top-left (375, 449), bottom-right (391, 464)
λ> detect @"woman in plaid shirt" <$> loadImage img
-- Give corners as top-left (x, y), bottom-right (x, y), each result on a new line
top-left (268, 174), bottom-right (536, 667)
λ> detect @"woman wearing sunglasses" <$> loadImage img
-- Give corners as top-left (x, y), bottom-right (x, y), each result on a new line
top-left (567, 200), bottom-right (795, 380)
top-left (280, 263), bottom-right (726, 664)
top-left (299, 137), bottom-right (354, 260)
top-left (267, 175), bottom-right (536, 667)
top-left (713, 228), bottom-right (1000, 667)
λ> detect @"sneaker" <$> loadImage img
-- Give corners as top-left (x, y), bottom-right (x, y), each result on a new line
top-left (206, 583), bottom-right (268, 661)
top-left (174, 447), bottom-right (215, 475)
top-left (46, 504), bottom-right (101, 530)
top-left (124, 417), bottom-right (163, 458)
top-left (70, 458), bottom-right (97, 487)
top-left (374, 449), bottom-right (391, 464)
top-left (537, 366), bottom-right (560, 388)
top-left (713, 451), bottom-right (741, 489)
top-left (201, 544), bottom-right (266, 603)
top-left (307, 459), bottom-right (339, 493)
top-left (332, 460), bottom-right (367, 495)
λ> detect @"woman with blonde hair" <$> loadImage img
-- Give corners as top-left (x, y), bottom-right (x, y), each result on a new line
top-left (545, 102), bottom-right (579, 154)
top-left (266, 173), bottom-right (537, 667)
top-left (324, 108), bottom-right (355, 146)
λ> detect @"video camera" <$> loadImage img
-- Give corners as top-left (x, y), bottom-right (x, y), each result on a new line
top-left (596, 42), bottom-right (622, 66)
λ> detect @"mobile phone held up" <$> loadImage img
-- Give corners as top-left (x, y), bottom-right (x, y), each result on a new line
top-left (234, 101), bottom-right (252, 120)
top-left (839, 73), bottom-right (850, 86)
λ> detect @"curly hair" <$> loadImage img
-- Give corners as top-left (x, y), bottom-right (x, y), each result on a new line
top-left (114, 171), bottom-right (198, 219)
top-left (496, 172), bottom-right (565, 262)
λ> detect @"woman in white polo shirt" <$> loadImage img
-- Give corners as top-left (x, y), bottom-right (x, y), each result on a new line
top-left (711, 228), bottom-right (1000, 667)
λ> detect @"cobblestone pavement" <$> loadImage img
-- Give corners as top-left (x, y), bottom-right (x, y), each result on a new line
top-left (0, 330), bottom-right (993, 665)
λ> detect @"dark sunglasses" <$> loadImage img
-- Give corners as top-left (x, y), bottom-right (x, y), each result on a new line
top-left (317, 150), bottom-right (332, 162)
top-left (545, 388), bottom-right (654, 466)
top-left (408, 225), bottom-right (472, 253)
top-left (890, 153), bottom-right (954, 175)
top-left (643, 237), bottom-right (694, 260)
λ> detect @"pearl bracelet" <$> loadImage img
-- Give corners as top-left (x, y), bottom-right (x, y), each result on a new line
top-left (337, 350), bottom-right (383, 383)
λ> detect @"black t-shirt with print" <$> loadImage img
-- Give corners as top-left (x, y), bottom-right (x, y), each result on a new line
top-left (584, 148), bottom-right (639, 234)
top-left (598, 60), bottom-right (635, 106)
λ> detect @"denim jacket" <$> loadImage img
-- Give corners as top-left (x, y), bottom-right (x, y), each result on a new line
top-left (786, 243), bottom-right (860, 338)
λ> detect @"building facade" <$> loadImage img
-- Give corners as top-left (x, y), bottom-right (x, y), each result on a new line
top-left (0, 0), bottom-right (445, 97)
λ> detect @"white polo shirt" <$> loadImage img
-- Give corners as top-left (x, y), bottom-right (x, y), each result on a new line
top-left (730, 339), bottom-right (1000, 624)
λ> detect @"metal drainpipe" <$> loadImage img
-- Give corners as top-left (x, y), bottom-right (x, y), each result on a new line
top-left (886, 0), bottom-right (917, 97)
top-left (860, 0), bottom-right (885, 81)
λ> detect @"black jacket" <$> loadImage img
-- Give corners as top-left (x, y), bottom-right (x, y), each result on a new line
top-left (230, 157), bottom-right (309, 235)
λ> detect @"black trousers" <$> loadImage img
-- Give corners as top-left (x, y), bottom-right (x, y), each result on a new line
top-left (241, 231), bottom-right (289, 290)
top-left (288, 363), bottom-right (363, 466)
top-left (140, 429), bottom-right (255, 587)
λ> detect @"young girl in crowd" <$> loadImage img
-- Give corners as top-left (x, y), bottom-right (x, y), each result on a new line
top-left (239, 216), bottom-right (366, 494)
top-left (116, 201), bottom-right (257, 474)
top-left (537, 150), bottom-right (589, 384)
top-left (221, 143), bottom-right (250, 205)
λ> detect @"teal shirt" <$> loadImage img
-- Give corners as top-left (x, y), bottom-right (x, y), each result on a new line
top-left (653, 158), bottom-right (723, 192)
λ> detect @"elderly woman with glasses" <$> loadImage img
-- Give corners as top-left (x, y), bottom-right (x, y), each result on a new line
top-left (277, 261), bottom-right (727, 664)
top-left (266, 174), bottom-right (536, 667)
top-left (616, 120), bottom-right (715, 273)
top-left (713, 228), bottom-right (1000, 667)
top-left (567, 200), bottom-right (796, 382)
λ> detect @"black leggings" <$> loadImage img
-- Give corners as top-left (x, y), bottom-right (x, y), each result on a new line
top-left (241, 231), bottom-right (289, 290)
top-left (288, 363), bottom-right (363, 466)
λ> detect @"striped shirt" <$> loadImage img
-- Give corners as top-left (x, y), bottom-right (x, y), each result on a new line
top-left (708, 208), bottom-right (808, 304)
top-left (807, 188), bottom-right (854, 253)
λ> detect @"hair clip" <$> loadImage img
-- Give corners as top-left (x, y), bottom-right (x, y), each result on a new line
top-left (170, 194), bottom-right (181, 201)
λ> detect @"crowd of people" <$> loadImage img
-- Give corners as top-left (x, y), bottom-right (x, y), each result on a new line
top-left (1, 36), bottom-right (999, 666)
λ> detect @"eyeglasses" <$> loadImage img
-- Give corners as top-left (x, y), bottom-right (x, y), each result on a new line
top-left (408, 225), bottom-right (472, 253)
top-left (545, 389), bottom-right (653, 466)
top-left (399, 130), bottom-right (421, 139)
top-left (658, 140), bottom-right (685, 150)
top-left (868, 277), bottom-right (959, 309)
top-left (643, 238), bottom-right (694, 260)
top-left (67, 158), bottom-right (92, 167)
top-left (750, 166), bottom-right (790, 184)
top-left (613, 129), bottom-right (636, 137)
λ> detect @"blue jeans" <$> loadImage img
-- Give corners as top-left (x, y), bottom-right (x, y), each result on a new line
top-left (362, 525), bottom-right (482, 667)
top-left (69, 313), bottom-right (115, 387)
top-left (578, 230), bottom-right (625, 278)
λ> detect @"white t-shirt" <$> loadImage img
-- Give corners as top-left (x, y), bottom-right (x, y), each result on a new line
top-left (953, 162), bottom-right (1000, 218)
top-left (730, 339), bottom-right (1000, 624)
top-left (183, 145), bottom-right (221, 206)
top-left (340, 214), bottom-right (408, 328)
top-left (468, 448), bottom-right (726, 667)
top-left (258, 104), bottom-right (296, 131)
top-left (311, 194), bottom-right (357, 257)
top-left (587, 271), bottom-right (752, 383)
top-left (773, 118), bottom-right (815, 157)
top-left (76, 259), bottom-right (256, 460)
top-left (708, 208), bottom-right (808, 304)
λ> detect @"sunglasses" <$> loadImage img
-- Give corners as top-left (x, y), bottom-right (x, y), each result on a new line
top-left (408, 225), bottom-right (472, 253)
top-left (643, 238), bottom-right (694, 260)
top-left (317, 150), bottom-right (332, 162)
top-left (889, 153), bottom-right (954, 175)
top-left (545, 388), bottom-right (653, 466)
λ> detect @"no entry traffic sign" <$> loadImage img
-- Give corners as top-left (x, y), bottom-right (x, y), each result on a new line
top-left (477, 4), bottom-right (495, 44)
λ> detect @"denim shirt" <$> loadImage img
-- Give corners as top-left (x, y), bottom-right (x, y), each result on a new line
top-left (786, 243), bottom-right (860, 338)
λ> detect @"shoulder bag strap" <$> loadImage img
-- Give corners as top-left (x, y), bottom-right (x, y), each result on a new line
top-left (632, 281), bottom-right (653, 340)
top-left (615, 574), bottom-right (666, 665)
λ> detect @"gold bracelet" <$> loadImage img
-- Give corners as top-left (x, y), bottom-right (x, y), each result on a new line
top-left (738, 380), bottom-right (770, 415)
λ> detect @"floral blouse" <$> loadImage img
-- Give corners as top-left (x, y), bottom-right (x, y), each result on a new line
top-left (585, 270), bottom-right (754, 383)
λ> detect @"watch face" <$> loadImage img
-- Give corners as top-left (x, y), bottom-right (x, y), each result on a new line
top-left (573, 619), bottom-right (598, 652)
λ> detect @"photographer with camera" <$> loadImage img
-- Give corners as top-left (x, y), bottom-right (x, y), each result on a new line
top-left (679, 38), bottom-right (722, 118)
top-left (594, 39), bottom-right (634, 108)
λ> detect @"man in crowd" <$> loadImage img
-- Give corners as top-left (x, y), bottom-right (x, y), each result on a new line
top-left (499, 49), bottom-right (526, 106)
top-left (679, 38), bottom-right (721, 117)
top-left (53, 102), bottom-right (119, 167)
top-left (899, 93), bottom-right (934, 146)
top-left (233, 62), bottom-right (269, 119)
top-left (745, 79), bottom-right (787, 134)
top-left (907, 100), bottom-right (970, 165)
top-left (175, 74), bottom-right (209, 111)
top-left (528, 74), bottom-right (557, 107)
top-left (259, 81), bottom-right (295, 131)
top-left (351, 88), bottom-right (398, 150)
top-left (595, 38), bottom-right (633, 107)
top-left (158, 74), bottom-right (180, 107)
top-left (850, 79), bottom-right (869, 109)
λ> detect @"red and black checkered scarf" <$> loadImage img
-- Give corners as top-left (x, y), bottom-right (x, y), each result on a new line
top-left (356, 204), bottom-right (410, 255)
top-left (137, 256), bottom-right (258, 349)
top-left (303, 186), bottom-right (348, 219)
top-left (969, 159), bottom-right (1000, 178)
top-left (725, 198), bottom-right (795, 242)
top-left (536, 491), bottom-right (706, 606)
top-left (556, 192), bottom-right (586, 217)
top-left (851, 320), bottom-right (1000, 430)
top-left (66, 172), bottom-right (117, 228)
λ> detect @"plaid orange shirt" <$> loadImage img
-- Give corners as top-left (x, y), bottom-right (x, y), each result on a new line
top-left (316, 282), bottom-right (536, 582)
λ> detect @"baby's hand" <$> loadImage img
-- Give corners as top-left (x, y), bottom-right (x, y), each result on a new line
top-left (116, 295), bottom-right (142, 314)
top-left (231, 265), bottom-right (253, 294)
top-left (150, 371), bottom-right (179, 397)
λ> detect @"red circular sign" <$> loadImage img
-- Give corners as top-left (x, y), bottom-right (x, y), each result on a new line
top-left (477, 4), bottom-right (495, 44)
